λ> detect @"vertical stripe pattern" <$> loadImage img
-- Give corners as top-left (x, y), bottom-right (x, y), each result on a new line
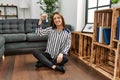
top-left (36, 26), bottom-right (71, 59)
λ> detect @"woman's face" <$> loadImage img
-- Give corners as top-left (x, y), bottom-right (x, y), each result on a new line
top-left (53, 14), bottom-right (62, 26)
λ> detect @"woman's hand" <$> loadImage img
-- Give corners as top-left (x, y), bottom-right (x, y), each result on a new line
top-left (40, 13), bottom-right (48, 20)
top-left (57, 53), bottom-right (63, 63)
top-left (38, 13), bottom-right (48, 25)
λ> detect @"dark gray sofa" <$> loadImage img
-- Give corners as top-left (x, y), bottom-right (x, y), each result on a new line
top-left (0, 19), bottom-right (72, 56)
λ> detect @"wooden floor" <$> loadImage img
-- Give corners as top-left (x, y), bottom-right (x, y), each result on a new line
top-left (0, 54), bottom-right (111, 80)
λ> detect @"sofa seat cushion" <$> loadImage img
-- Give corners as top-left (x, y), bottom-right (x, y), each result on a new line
top-left (0, 36), bottom-right (5, 47)
top-left (26, 33), bottom-right (48, 41)
top-left (2, 33), bottom-right (26, 42)
top-left (5, 42), bottom-right (47, 50)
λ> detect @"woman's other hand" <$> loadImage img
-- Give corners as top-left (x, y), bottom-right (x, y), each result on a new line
top-left (57, 53), bottom-right (63, 63)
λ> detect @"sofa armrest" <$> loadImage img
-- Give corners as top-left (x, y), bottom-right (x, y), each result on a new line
top-left (0, 36), bottom-right (5, 48)
top-left (0, 36), bottom-right (5, 57)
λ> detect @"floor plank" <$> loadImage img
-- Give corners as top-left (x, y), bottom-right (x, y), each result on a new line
top-left (0, 54), bottom-right (111, 80)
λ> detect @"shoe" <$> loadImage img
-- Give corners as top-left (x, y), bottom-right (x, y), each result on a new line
top-left (55, 65), bottom-right (65, 73)
top-left (35, 62), bottom-right (44, 68)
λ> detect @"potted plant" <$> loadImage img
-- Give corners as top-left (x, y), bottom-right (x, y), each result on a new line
top-left (111, 0), bottom-right (120, 8)
top-left (37, 0), bottom-right (59, 20)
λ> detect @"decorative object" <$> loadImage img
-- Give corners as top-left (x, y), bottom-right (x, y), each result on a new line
top-left (112, 0), bottom-right (119, 3)
top-left (0, 5), bottom-right (18, 19)
top-left (82, 24), bottom-right (93, 33)
top-left (19, 0), bottom-right (29, 19)
top-left (37, 0), bottom-right (59, 19)
top-left (111, 0), bottom-right (120, 8)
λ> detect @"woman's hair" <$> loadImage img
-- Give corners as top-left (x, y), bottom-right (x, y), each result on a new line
top-left (50, 12), bottom-right (66, 29)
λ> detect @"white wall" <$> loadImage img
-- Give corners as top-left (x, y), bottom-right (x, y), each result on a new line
top-left (0, 0), bottom-right (86, 31)
top-left (77, 0), bottom-right (86, 31)
top-left (60, 0), bottom-right (77, 31)
top-left (60, 0), bottom-right (86, 31)
top-left (0, 0), bottom-right (17, 5)
top-left (30, 0), bottom-right (42, 19)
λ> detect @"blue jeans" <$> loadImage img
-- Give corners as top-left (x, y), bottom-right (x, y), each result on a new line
top-left (32, 50), bottom-right (68, 68)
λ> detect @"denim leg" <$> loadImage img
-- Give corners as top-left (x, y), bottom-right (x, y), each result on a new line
top-left (32, 50), bottom-right (53, 68)
top-left (60, 54), bottom-right (68, 65)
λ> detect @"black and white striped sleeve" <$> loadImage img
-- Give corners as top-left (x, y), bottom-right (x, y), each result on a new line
top-left (35, 25), bottom-right (52, 36)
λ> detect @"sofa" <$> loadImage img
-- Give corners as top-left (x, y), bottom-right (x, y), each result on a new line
top-left (0, 19), bottom-right (72, 56)
top-left (0, 36), bottom-right (5, 57)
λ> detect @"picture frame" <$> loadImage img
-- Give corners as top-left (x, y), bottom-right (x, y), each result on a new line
top-left (82, 23), bottom-right (94, 33)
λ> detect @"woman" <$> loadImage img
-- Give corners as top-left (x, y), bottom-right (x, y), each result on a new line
top-left (33, 12), bottom-right (71, 73)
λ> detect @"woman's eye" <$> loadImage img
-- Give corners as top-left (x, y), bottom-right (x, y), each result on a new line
top-left (53, 18), bottom-right (56, 20)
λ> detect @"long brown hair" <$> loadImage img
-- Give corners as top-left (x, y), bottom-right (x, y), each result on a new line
top-left (50, 12), bottom-right (66, 29)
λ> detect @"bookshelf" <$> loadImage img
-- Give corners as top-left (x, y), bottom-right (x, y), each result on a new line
top-left (71, 32), bottom-right (93, 64)
top-left (0, 5), bottom-right (18, 19)
top-left (71, 8), bottom-right (120, 80)
top-left (71, 32), bottom-right (81, 56)
top-left (91, 8), bottom-right (120, 80)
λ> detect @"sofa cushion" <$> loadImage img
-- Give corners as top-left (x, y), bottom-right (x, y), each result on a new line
top-left (26, 33), bottom-right (48, 41)
top-left (25, 19), bottom-right (39, 33)
top-left (5, 42), bottom-right (47, 50)
top-left (0, 36), bottom-right (5, 48)
top-left (1, 33), bottom-right (26, 42)
top-left (41, 20), bottom-right (51, 29)
top-left (0, 19), bottom-right (25, 34)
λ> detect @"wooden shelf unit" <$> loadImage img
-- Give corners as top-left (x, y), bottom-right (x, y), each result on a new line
top-left (113, 8), bottom-right (120, 80)
top-left (71, 32), bottom-right (81, 56)
top-left (91, 8), bottom-right (120, 80)
top-left (0, 5), bottom-right (18, 19)
top-left (71, 8), bottom-right (120, 80)
top-left (71, 32), bottom-right (93, 64)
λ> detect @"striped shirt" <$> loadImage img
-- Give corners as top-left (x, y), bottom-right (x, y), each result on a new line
top-left (36, 25), bottom-right (71, 59)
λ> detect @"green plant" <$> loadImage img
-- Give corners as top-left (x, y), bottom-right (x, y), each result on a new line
top-left (112, 0), bottom-right (119, 4)
top-left (37, 0), bottom-right (59, 19)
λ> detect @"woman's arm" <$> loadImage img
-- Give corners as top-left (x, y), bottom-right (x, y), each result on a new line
top-left (36, 13), bottom-right (52, 36)
top-left (61, 32), bottom-right (71, 55)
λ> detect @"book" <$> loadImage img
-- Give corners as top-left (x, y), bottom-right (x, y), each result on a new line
top-left (96, 27), bottom-right (104, 43)
top-left (103, 28), bottom-right (111, 44)
top-left (96, 27), bottom-right (100, 42)
top-left (97, 27), bottom-right (111, 44)
top-left (116, 17), bottom-right (120, 40)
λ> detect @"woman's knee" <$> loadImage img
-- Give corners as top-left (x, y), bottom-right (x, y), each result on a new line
top-left (32, 50), bottom-right (40, 56)
top-left (63, 55), bottom-right (68, 63)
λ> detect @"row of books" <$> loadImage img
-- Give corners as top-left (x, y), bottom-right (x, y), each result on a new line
top-left (96, 16), bottom-right (120, 42)
top-left (96, 27), bottom-right (111, 45)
